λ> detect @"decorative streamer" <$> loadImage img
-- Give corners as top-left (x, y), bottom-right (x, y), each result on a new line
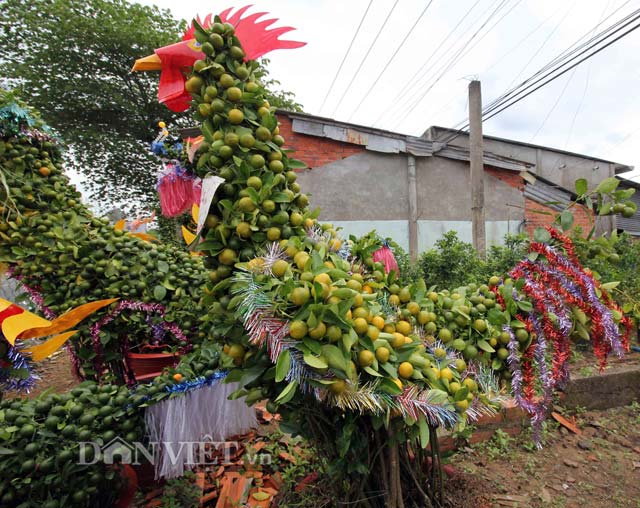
top-left (493, 227), bottom-right (630, 446)
top-left (395, 385), bottom-right (458, 427)
top-left (0, 343), bottom-right (39, 392)
top-left (144, 372), bottom-right (257, 480)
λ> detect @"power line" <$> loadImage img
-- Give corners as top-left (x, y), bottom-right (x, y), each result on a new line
top-left (426, 1), bottom-right (565, 131)
top-left (480, 2), bottom-right (636, 122)
top-left (389, 0), bottom-right (516, 130)
top-left (318, 0), bottom-right (374, 114)
top-left (481, 3), bottom-right (564, 76)
top-left (529, 67), bottom-right (578, 142)
top-left (328, 0), bottom-right (400, 118)
top-left (379, 0), bottom-right (506, 128)
top-left (347, 0), bottom-right (435, 122)
top-left (371, 0), bottom-right (484, 127)
top-left (440, 5), bottom-right (640, 145)
top-left (483, 15), bottom-right (640, 123)
top-left (564, 0), bottom-right (614, 148)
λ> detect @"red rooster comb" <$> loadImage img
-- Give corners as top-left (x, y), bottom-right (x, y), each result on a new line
top-left (183, 5), bottom-right (306, 60)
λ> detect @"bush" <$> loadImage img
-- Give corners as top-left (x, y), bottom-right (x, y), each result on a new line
top-left (572, 230), bottom-right (640, 323)
top-left (417, 231), bottom-right (487, 289)
top-left (485, 234), bottom-right (530, 278)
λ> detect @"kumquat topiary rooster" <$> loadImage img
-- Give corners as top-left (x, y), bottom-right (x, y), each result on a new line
top-left (132, 6), bottom-right (633, 506)
top-left (0, 4), bottom-right (634, 507)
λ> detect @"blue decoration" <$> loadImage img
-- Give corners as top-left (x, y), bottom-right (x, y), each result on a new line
top-left (165, 370), bottom-right (228, 394)
top-left (126, 370), bottom-right (229, 409)
top-left (0, 341), bottom-right (40, 393)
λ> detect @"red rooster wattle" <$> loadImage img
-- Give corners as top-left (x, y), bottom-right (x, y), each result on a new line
top-left (132, 5), bottom-right (305, 111)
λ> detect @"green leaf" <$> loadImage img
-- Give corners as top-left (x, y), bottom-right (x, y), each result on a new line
top-left (287, 158), bottom-right (307, 169)
top-left (517, 300), bottom-right (533, 312)
top-left (343, 329), bottom-right (358, 350)
top-left (533, 227), bottom-right (551, 243)
top-left (477, 340), bottom-right (495, 353)
top-left (378, 377), bottom-right (402, 395)
top-left (601, 281), bottom-right (620, 290)
top-left (487, 308), bottom-right (507, 326)
top-left (275, 380), bottom-right (297, 404)
top-left (575, 178), bottom-right (588, 196)
top-left (595, 177), bottom-right (619, 194)
top-left (380, 362), bottom-right (398, 378)
top-left (275, 350), bottom-right (290, 382)
top-left (153, 285), bottom-right (167, 300)
top-left (559, 210), bottom-right (574, 231)
top-left (363, 366), bottom-right (383, 377)
top-left (303, 353), bottom-right (328, 370)
top-left (454, 386), bottom-right (469, 401)
top-left (157, 260), bottom-right (169, 273)
top-left (418, 416), bottom-right (430, 448)
top-left (599, 201), bottom-right (612, 215)
top-left (271, 192), bottom-right (292, 203)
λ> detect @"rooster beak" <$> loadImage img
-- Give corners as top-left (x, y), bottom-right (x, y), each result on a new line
top-left (132, 53), bottom-right (162, 72)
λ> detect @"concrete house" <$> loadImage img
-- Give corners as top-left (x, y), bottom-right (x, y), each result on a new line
top-left (276, 111), bottom-right (633, 258)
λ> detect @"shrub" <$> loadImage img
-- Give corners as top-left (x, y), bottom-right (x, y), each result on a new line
top-left (417, 231), bottom-right (486, 289)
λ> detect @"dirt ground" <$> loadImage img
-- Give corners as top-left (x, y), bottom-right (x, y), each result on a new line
top-left (4, 347), bottom-right (79, 399)
top-left (444, 403), bottom-right (640, 508)
top-left (5, 349), bottom-right (640, 508)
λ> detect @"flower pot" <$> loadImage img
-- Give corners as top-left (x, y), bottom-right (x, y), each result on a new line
top-left (125, 351), bottom-right (180, 382)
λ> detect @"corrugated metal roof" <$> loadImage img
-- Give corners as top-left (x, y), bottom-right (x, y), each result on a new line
top-left (426, 125), bottom-right (634, 173)
top-left (180, 111), bottom-right (532, 172)
top-left (435, 145), bottom-right (532, 172)
top-left (524, 178), bottom-right (573, 212)
top-left (615, 180), bottom-right (640, 235)
top-left (287, 113), bottom-right (531, 171)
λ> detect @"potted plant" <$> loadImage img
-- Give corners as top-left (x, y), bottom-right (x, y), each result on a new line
top-left (90, 300), bottom-right (191, 383)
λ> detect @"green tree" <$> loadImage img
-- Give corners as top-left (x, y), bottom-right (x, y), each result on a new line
top-left (418, 231), bottom-right (487, 289)
top-left (0, 0), bottom-right (186, 213)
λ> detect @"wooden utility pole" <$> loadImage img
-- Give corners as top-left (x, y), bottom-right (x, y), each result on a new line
top-left (469, 80), bottom-right (486, 257)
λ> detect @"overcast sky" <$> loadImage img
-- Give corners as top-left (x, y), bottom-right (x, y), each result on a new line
top-left (137, 0), bottom-right (640, 180)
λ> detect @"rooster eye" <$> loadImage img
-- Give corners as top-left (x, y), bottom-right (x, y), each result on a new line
top-left (188, 40), bottom-right (202, 51)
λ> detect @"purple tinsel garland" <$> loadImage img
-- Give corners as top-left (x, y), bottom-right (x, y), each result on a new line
top-left (90, 300), bottom-right (189, 378)
top-left (0, 343), bottom-right (40, 393)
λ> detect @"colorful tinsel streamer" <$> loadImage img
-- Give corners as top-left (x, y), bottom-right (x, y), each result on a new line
top-left (493, 227), bottom-right (631, 446)
top-left (233, 268), bottom-right (460, 427)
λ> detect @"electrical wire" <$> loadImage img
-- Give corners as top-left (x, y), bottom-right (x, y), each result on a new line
top-left (371, 0), bottom-right (484, 127)
top-left (318, 0), bottom-right (374, 114)
top-left (328, 0), bottom-right (400, 118)
top-left (390, 0), bottom-right (516, 130)
top-left (380, 0), bottom-right (508, 128)
top-left (481, 1), bottom-right (636, 121)
top-left (347, 0), bottom-right (435, 122)
top-left (482, 14), bottom-right (640, 122)
top-left (564, 0), bottom-right (614, 148)
top-left (529, 66), bottom-right (578, 142)
top-left (439, 5), bottom-right (640, 145)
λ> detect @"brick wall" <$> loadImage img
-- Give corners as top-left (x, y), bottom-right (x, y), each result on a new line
top-left (276, 113), bottom-right (365, 170)
top-left (486, 165), bottom-right (593, 236)
top-left (524, 199), bottom-right (592, 237)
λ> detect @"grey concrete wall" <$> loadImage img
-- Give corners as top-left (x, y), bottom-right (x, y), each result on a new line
top-left (295, 151), bottom-right (409, 221)
top-left (296, 150), bottom-right (527, 255)
top-left (415, 156), bottom-right (525, 221)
